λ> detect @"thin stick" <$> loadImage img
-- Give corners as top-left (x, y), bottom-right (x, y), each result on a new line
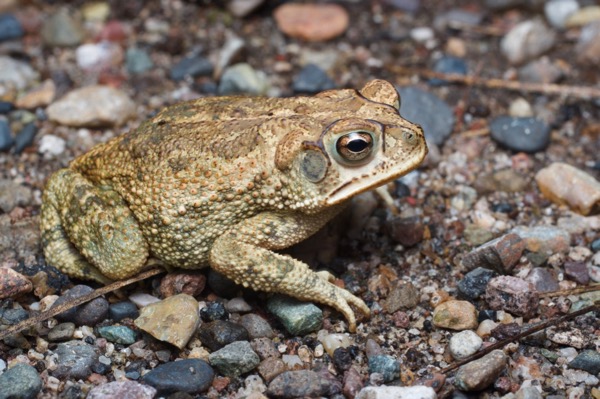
top-left (391, 66), bottom-right (600, 99)
top-left (540, 284), bottom-right (600, 298)
top-left (0, 267), bottom-right (165, 341)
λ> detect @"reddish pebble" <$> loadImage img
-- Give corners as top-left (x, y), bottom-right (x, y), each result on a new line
top-left (97, 20), bottom-right (128, 43)
top-left (274, 3), bottom-right (349, 42)
top-left (564, 261), bottom-right (590, 285)
top-left (485, 276), bottom-right (539, 318)
top-left (0, 267), bottom-right (33, 299)
top-left (160, 272), bottom-right (206, 297)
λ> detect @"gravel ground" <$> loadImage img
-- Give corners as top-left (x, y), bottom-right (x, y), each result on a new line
top-left (1, 1), bottom-right (600, 398)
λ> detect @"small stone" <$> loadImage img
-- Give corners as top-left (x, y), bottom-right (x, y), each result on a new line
top-left (0, 56), bottom-right (38, 90)
top-left (97, 325), bottom-right (137, 345)
top-left (13, 123), bottom-right (37, 154)
top-left (491, 322), bottom-right (520, 340)
top-left (109, 301), bottom-right (139, 321)
top-left (518, 58), bottom-right (564, 84)
top-left (274, 3), bottom-right (349, 42)
top-left (169, 55), bottom-right (213, 81)
top-left (126, 47), bottom-right (153, 75)
top-left (87, 380), bottom-right (156, 399)
top-left (536, 162), bottom-right (600, 215)
top-left (429, 56), bottom-right (468, 86)
top-left (385, 216), bottom-right (425, 247)
top-left (0, 118), bottom-right (13, 151)
top-left (548, 328), bottom-right (586, 348)
top-left (410, 27), bottom-right (434, 43)
top-left (509, 97), bottom-right (533, 118)
top-left (47, 322), bottom-right (75, 342)
top-left (490, 116), bottom-right (550, 153)
top-left (512, 225), bottom-right (571, 255)
top-left (356, 386), bottom-right (437, 399)
top-left (141, 359), bottom-right (214, 396)
top-left (398, 86), bottom-right (455, 146)
top-left (564, 261), bottom-right (590, 285)
top-left (81, 2), bottom-right (111, 23)
top-left (569, 350), bottom-right (600, 374)
top-left (52, 285), bottom-right (109, 326)
top-left (566, 6), bottom-right (600, 27)
top-left (368, 355), bottom-right (400, 382)
top-left (343, 367), bottom-right (364, 398)
top-left (267, 295), bottom-right (323, 335)
top-left (16, 79), bottom-right (56, 109)
top-left (454, 350), bottom-right (508, 391)
top-left (47, 85), bottom-right (136, 127)
top-left (384, 281), bottom-right (419, 313)
top-left (449, 330), bottom-right (483, 360)
top-left (457, 267), bottom-right (498, 299)
top-left (128, 293), bottom-right (160, 307)
top-left (333, 347), bottom-right (352, 372)
top-left (160, 271), bottom-right (206, 298)
top-left (544, 0), bottom-right (580, 29)
top-left (516, 386), bottom-right (543, 399)
top-left (432, 300), bottom-right (478, 330)
top-left (200, 301), bottom-right (229, 322)
top-left (485, 276), bottom-right (539, 318)
top-left (257, 357), bottom-right (286, 382)
top-left (318, 332), bottom-right (352, 357)
top-left (292, 64), bottom-right (335, 94)
top-left (462, 233), bottom-right (524, 274)
top-left (76, 42), bottom-right (123, 71)
top-left (0, 102), bottom-right (13, 114)
top-left (0, 14), bottom-right (23, 41)
top-left (225, 297), bottom-right (252, 313)
top-left (38, 134), bottom-right (66, 158)
top-left (526, 267), bottom-right (559, 292)
top-left (500, 19), bottom-right (556, 64)
top-left (208, 340), bottom-right (260, 377)
top-left (267, 370), bottom-right (340, 397)
top-left (198, 320), bottom-right (250, 351)
top-left (0, 267), bottom-right (32, 298)
top-left (0, 363), bottom-right (42, 399)
top-left (228, 0), bottom-right (264, 18)
top-left (134, 294), bottom-right (200, 349)
top-left (218, 63), bottom-right (269, 96)
top-left (53, 341), bottom-right (100, 380)
top-left (240, 314), bottom-right (275, 339)
top-left (41, 7), bottom-right (85, 47)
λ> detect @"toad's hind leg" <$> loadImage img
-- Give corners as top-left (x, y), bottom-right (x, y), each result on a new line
top-left (41, 169), bottom-right (149, 283)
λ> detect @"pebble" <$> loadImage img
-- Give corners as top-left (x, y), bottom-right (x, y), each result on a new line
top-left (109, 301), bottom-right (139, 321)
top-left (160, 271), bottom-right (206, 298)
top-left (267, 370), bottom-right (340, 397)
top-left (343, 367), bottom-right (364, 398)
top-left (333, 347), bottom-right (352, 372)
top-left (384, 280), bottom-right (419, 313)
top-left (509, 97), bottom-right (534, 118)
top-left (489, 116), bottom-right (550, 153)
top-left (565, 6), bottom-right (600, 27)
top-left (500, 19), bottom-right (556, 64)
top-left (97, 325), bottom-right (137, 345)
top-left (429, 56), bottom-right (468, 86)
top-left (544, 0), bottom-right (580, 29)
top-left (197, 320), bottom-right (250, 351)
top-left (433, 8), bottom-right (483, 31)
top-left (16, 80), bottom-right (56, 109)
top-left (38, 134), bottom-right (66, 158)
top-left (225, 297), bottom-right (252, 313)
top-left (258, 357), bottom-right (286, 382)
top-left (569, 350), bottom-right (600, 374)
top-left (564, 261), bottom-right (590, 285)
top-left (485, 276), bottom-right (539, 318)
top-left (318, 332), bottom-right (352, 356)
top-left (292, 64), bottom-right (336, 94)
top-left (207, 269), bottom-right (242, 298)
top-left (41, 7), bottom-right (85, 47)
top-left (454, 350), bottom-right (508, 391)
top-left (356, 386), bottom-right (437, 399)
top-left (169, 54), bottom-right (213, 81)
top-left (240, 314), bottom-right (275, 339)
top-left (457, 267), bottom-right (497, 299)
top-left (432, 300), bottom-right (478, 330)
top-left (516, 386), bottom-right (543, 399)
top-left (200, 301), bottom-right (228, 322)
top-left (141, 359), bottom-right (214, 396)
top-left (0, 267), bottom-right (32, 298)
top-left (128, 293), bottom-right (160, 307)
top-left (87, 380), bottom-right (156, 399)
top-left (52, 285), bottom-right (109, 326)
top-left (267, 295), bottom-right (323, 335)
top-left (398, 86), bottom-right (455, 146)
top-left (81, 2), bottom-right (111, 23)
top-left (0, 101), bottom-right (13, 114)
top-left (518, 58), bottom-right (564, 84)
top-left (125, 47), bottom-right (153, 75)
top-left (135, 294), bottom-right (199, 349)
top-left (462, 233), bottom-right (524, 274)
top-left (0, 118), bottom-right (13, 151)
top-left (213, 32), bottom-right (245, 78)
top-left (512, 225), bottom-right (570, 256)
top-left (76, 42), bottom-right (123, 71)
top-left (53, 340), bottom-right (100, 379)
top-left (449, 330), bottom-right (483, 360)
top-left (0, 13), bottom-right (23, 41)
top-left (526, 267), bottom-right (559, 292)
top-left (0, 56), bottom-right (39, 89)
top-left (273, 3), bottom-right (349, 42)
top-left (410, 26), bottom-right (434, 44)
top-left (0, 362), bottom-right (42, 399)
top-left (228, 0), bottom-right (264, 18)
top-left (208, 340), bottom-right (261, 377)
top-left (385, 216), bottom-right (425, 246)
top-left (491, 322), bottom-right (520, 340)
top-left (47, 322), bottom-right (75, 342)
top-left (218, 63), bottom-right (269, 96)
top-left (13, 123), bottom-right (37, 154)
top-left (47, 85), bottom-right (136, 127)
top-left (548, 327), bottom-right (586, 348)
top-left (368, 354), bottom-right (400, 382)
top-left (536, 162), bottom-right (600, 215)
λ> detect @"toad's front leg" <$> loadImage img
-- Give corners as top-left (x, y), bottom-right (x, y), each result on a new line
top-left (209, 211), bottom-right (370, 332)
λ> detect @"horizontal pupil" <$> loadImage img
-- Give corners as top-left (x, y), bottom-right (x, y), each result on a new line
top-left (347, 139), bottom-right (368, 152)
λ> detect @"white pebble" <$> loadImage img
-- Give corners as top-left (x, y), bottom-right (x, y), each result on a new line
top-left (449, 330), bottom-right (483, 360)
top-left (38, 134), bottom-right (66, 158)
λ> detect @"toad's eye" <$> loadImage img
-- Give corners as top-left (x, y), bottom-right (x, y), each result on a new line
top-left (335, 131), bottom-right (374, 163)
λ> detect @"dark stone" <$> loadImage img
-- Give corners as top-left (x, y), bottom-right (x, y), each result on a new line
top-left (109, 301), bottom-right (139, 321)
top-left (491, 322), bottom-right (520, 340)
top-left (0, 307), bottom-right (29, 325)
top-left (207, 269), bottom-right (242, 298)
top-left (169, 55), bottom-right (213, 81)
top-left (14, 123), bottom-right (37, 154)
top-left (485, 276), bottom-right (539, 318)
top-left (430, 56), bottom-right (468, 86)
top-left (462, 233), bottom-right (525, 273)
top-left (385, 216), bottom-right (424, 246)
top-left (91, 361), bottom-right (111, 375)
top-left (197, 320), bottom-right (249, 351)
top-left (563, 261), bottom-right (590, 285)
top-left (200, 301), bottom-right (229, 322)
top-left (52, 285), bottom-right (109, 326)
top-left (489, 116), bottom-right (550, 153)
top-left (333, 347), bottom-right (352, 372)
top-left (568, 350), bottom-right (600, 374)
top-left (267, 370), bottom-right (340, 398)
top-left (292, 64), bottom-right (336, 94)
top-left (458, 267), bottom-right (498, 299)
top-left (478, 309), bottom-right (497, 322)
top-left (526, 267), bottom-right (559, 293)
top-left (0, 362), bottom-right (42, 399)
top-left (368, 354), bottom-right (400, 382)
top-left (142, 359), bottom-right (214, 395)
top-left (0, 14), bottom-right (24, 42)
top-left (0, 118), bottom-right (14, 151)
top-left (53, 341), bottom-right (99, 380)
top-left (0, 101), bottom-right (14, 114)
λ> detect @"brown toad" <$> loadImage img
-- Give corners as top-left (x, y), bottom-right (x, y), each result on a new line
top-left (41, 80), bottom-right (427, 331)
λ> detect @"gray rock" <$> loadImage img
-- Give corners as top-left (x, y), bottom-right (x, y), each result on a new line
top-left (0, 179), bottom-right (33, 214)
top-left (47, 322), bottom-right (75, 342)
top-left (208, 340), bottom-right (260, 377)
top-left (544, 0), bottom-right (579, 29)
top-left (169, 55), bottom-right (213, 81)
top-left (576, 21), bottom-right (600, 65)
top-left (142, 359), bottom-right (214, 395)
top-left (13, 123), bottom-right (37, 154)
top-left (384, 281), bottom-right (419, 313)
top-left (454, 350), bottom-right (508, 391)
top-left (126, 47), bottom-right (153, 74)
top-left (0, 56), bottom-right (38, 90)
top-left (292, 64), bottom-right (336, 93)
top-left (53, 341), bottom-right (100, 380)
top-left (430, 56), bottom-right (468, 86)
top-left (240, 313), bottom-right (275, 339)
top-left (490, 116), bottom-right (550, 153)
top-left (0, 362), bottom-right (42, 399)
top-left (398, 86), bottom-right (455, 146)
top-left (368, 354), bottom-right (400, 382)
top-left (568, 350), bottom-right (600, 374)
top-left (0, 14), bottom-right (23, 42)
top-left (218, 63), bottom-right (269, 95)
top-left (267, 370), bottom-right (340, 398)
top-left (87, 380), bottom-right (156, 399)
top-left (197, 319), bottom-right (250, 351)
top-left (109, 301), bottom-right (139, 321)
top-left (41, 7), bottom-right (85, 47)
top-left (97, 325), bottom-right (137, 345)
top-left (52, 285), bottom-right (109, 326)
top-left (267, 295), bottom-right (323, 335)
top-left (500, 19), bottom-right (556, 64)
